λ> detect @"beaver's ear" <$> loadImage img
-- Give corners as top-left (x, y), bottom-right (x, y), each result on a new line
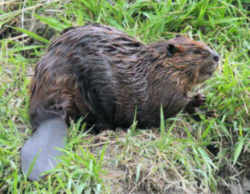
top-left (167, 44), bottom-right (179, 57)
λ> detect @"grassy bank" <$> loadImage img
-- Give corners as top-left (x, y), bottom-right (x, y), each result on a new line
top-left (0, 0), bottom-right (249, 193)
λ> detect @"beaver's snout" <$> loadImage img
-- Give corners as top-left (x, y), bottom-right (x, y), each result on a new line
top-left (213, 54), bottom-right (220, 62)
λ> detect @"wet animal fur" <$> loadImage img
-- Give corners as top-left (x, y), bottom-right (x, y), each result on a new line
top-left (29, 23), bottom-right (219, 132)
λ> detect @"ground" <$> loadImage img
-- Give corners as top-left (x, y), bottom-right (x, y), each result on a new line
top-left (0, 0), bottom-right (249, 193)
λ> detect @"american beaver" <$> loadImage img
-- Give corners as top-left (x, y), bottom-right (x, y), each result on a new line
top-left (21, 23), bottom-right (219, 180)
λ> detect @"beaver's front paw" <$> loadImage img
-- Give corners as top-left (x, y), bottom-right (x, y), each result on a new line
top-left (191, 94), bottom-right (206, 107)
top-left (185, 94), bottom-right (207, 121)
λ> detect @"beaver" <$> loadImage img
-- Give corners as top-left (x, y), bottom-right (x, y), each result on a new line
top-left (21, 23), bottom-right (219, 180)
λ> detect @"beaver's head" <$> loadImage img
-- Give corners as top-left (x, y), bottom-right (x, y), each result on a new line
top-left (163, 36), bottom-right (219, 86)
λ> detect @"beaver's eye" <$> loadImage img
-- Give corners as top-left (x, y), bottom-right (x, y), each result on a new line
top-left (193, 49), bottom-right (202, 54)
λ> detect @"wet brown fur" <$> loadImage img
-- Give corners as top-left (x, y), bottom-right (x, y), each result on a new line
top-left (29, 23), bottom-right (219, 132)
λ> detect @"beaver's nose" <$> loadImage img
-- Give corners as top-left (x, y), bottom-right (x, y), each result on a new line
top-left (213, 54), bottom-right (219, 62)
top-left (209, 49), bottom-right (220, 62)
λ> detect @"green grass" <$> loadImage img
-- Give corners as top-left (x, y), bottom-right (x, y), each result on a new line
top-left (0, 0), bottom-right (249, 193)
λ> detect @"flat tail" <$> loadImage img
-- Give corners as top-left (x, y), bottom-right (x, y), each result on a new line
top-left (21, 117), bottom-right (67, 181)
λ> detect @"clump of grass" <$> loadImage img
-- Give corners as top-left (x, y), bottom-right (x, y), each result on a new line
top-left (0, 0), bottom-right (249, 193)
